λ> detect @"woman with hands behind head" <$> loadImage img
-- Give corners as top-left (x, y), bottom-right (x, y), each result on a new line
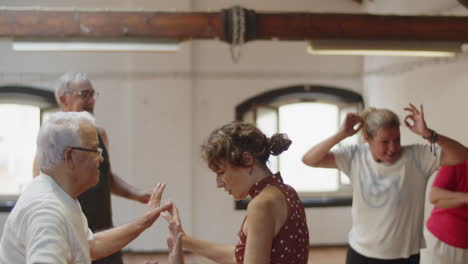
top-left (165, 121), bottom-right (309, 264)
top-left (302, 104), bottom-right (468, 264)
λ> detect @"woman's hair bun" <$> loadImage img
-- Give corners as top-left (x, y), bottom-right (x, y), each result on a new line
top-left (268, 133), bottom-right (292, 156)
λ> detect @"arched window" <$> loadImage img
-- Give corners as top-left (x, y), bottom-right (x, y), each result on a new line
top-left (0, 86), bottom-right (57, 206)
top-left (236, 85), bottom-right (363, 208)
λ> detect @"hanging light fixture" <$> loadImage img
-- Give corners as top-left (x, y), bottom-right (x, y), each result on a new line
top-left (307, 39), bottom-right (462, 57)
top-left (12, 38), bottom-right (180, 52)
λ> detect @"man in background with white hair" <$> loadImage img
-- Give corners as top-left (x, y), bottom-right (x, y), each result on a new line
top-left (33, 72), bottom-right (153, 264)
top-left (1, 111), bottom-right (172, 263)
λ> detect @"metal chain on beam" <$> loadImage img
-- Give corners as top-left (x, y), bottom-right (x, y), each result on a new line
top-left (230, 6), bottom-right (245, 63)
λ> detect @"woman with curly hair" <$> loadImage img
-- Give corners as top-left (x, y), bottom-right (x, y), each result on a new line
top-left (166, 121), bottom-right (309, 264)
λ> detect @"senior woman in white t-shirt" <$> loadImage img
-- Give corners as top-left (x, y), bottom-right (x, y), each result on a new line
top-left (302, 104), bottom-right (468, 264)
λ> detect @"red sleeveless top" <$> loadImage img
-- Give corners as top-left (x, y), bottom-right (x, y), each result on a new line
top-left (234, 173), bottom-right (309, 264)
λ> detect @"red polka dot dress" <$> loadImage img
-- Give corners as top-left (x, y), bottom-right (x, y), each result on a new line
top-left (235, 173), bottom-right (309, 264)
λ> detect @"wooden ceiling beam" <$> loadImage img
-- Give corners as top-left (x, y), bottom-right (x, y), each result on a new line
top-left (0, 10), bottom-right (222, 40)
top-left (255, 13), bottom-right (468, 42)
top-left (1, 10), bottom-right (468, 42)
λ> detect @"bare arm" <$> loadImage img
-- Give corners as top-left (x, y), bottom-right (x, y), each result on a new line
top-left (429, 186), bottom-right (468, 209)
top-left (110, 173), bottom-right (152, 203)
top-left (403, 104), bottom-right (468, 167)
top-left (302, 132), bottom-right (345, 169)
top-left (91, 219), bottom-right (149, 260)
top-left (182, 235), bottom-right (236, 264)
top-left (436, 135), bottom-right (468, 167)
top-left (302, 113), bottom-right (362, 168)
top-left (98, 127), bottom-right (152, 203)
top-left (243, 188), bottom-right (287, 264)
top-left (90, 184), bottom-right (171, 260)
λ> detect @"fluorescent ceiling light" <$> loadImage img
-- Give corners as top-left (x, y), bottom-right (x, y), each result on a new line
top-left (12, 38), bottom-right (179, 52)
top-left (307, 40), bottom-right (461, 57)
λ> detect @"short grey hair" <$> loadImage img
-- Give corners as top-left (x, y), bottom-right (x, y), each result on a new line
top-left (37, 111), bottom-right (96, 170)
top-left (54, 72), bottom-right (90, 104)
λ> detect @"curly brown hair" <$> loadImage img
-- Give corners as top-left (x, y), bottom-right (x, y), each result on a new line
top-left (201, 121), bottom-right (292, 172)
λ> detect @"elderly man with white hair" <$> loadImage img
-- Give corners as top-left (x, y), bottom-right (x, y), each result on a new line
top-left (33, 72), bottom-right (153, 264)
top-left (0, 111), bottom-right (172, 263)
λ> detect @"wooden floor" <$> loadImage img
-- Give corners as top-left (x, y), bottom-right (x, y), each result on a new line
top-left (123, 246), bottom-right (347, 264)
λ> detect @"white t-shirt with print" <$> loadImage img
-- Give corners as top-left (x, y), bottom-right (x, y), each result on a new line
top-left (0, 173), bottom-right (94, 264)
top-left (333, 144), bottom-right (441, 259)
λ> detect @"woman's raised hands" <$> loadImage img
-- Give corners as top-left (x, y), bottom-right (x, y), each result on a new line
top-left (340, 113), bottom-right (363, 137)
top-left (403, 104), bottom-right (431, 137)
top-left (167, 205), bottom-right (184, 264)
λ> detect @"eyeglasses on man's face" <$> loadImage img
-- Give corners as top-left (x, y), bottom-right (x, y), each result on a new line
top-left (70, 146), bottom-right (103, 157)
top-left (66, 89), bottom-right (99, 100)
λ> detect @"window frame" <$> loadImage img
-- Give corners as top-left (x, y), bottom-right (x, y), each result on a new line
top-left (235, 85), bottom-right (364, 209)
top-left (0, 86), bottom-right (57, 212)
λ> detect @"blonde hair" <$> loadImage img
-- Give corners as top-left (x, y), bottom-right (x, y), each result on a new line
top-left (201, 121), bottom-right (291, 172)
top-left (360, 107), bottom-right (400, 138)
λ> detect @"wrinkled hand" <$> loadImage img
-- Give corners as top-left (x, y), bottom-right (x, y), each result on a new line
top-left (167, 205), bottom-right (184, 264)
top-left (340, 113), bottom-right (363, 137)
top-left (141, 183), bottom-right (172, 229)
top-left (403, 104), bottom-right (430, 137)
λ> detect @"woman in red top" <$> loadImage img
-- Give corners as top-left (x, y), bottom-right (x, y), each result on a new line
top-left (425, 161), bottom-right (468, 264)
top-left (166, 121), bottom-right (309, 264)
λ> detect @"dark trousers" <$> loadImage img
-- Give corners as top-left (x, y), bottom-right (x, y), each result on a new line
top-left (346, 246), bottom-right (420, 264)
top-left (92, 250), bottom-right (124, 264)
